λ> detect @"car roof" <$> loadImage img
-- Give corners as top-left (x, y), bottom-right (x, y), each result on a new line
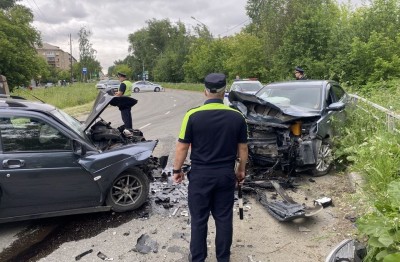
top-left (265, 80), bottom-right (335, 88)
top-left (0, 96), bottom-right (56, 113)
top-left (232, 80), bottom-right (261, 84)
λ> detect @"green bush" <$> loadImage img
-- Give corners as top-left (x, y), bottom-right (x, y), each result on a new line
top-left (335, 82), bottom-right (400, 261)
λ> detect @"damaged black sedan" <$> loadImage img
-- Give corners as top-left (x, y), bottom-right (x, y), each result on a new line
top-left (0, 90), bottom-right (163, 223)
top-left (229, 80), bottom-right (348, 177)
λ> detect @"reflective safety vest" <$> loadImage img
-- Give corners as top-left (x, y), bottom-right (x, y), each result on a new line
top-left (120, 80), bottom-right (132, 96)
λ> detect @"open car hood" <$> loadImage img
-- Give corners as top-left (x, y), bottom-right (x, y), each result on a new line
top-left (83, 90), bottom-right (137, 131)
top-left (228, 91), bottom-right (321, 123)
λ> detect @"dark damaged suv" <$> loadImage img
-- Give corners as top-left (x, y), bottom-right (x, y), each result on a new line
top-left (229, 80), bottom-right (348, 177)
top-left (0, 91), bottom-right (163, 223)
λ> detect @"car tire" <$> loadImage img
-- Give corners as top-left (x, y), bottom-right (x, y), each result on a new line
top-left (106, 168), bottom-right (149, 212)
top-left (154, 87), bottom-right (160, 92)
top-left (311, 139), bottom-right (333, 177)
top-left (133, 87), bottom-right (140, 93)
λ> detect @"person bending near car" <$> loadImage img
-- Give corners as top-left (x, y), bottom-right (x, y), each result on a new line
top-left (115, 72), bottom-right (133, 129)
top-left (173, 73), bottom-right (248, 262)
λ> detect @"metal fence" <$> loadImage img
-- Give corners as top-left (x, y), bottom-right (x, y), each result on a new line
top-left (348, 94), bottom-right (400, 134)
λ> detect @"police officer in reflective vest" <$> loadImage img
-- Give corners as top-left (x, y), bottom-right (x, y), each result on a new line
top-left (173, 73), bottom-right (248, 262)
top-left (115, 72), bottom-right (133, 129)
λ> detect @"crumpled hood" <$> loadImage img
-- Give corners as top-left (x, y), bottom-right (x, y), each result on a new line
top-left (228, 91), bottom-right (321, 123)
top-left (79, 140), bottom-right (157, 175)
top-left (83, 90), bottom-right (138, 131)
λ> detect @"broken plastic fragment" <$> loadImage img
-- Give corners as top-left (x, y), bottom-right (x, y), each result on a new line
top-left (133, 234), bottom-right (159, 254)
top-left (97, 251), bottom-right (113, 260)
top-left (314, 197), bottom-right (332, 208)
top-left (75, 249), bottom-right (93, 261)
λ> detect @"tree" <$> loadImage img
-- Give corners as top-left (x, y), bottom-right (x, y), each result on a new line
top-left (183, 38), bottom-right (229, 82)
top-left (0, 4), bottom-right (49, 90)
top-left (111, 64), bottom-right (132, 79)
top-left (78, 26), bottom-right (101, 81)
top-left (0, 0), bottom-right (18, 9)
top-left (127, 19), bottom-right (193, 82)
top-left (224, 33), bottom-right (267, 81)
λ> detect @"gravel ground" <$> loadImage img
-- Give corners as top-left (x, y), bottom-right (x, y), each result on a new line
top-left (37, 170), bottom-right (358, 262)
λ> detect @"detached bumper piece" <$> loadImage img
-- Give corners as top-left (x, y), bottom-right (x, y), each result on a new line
top-left (254, 180), bottom-right (323, 221)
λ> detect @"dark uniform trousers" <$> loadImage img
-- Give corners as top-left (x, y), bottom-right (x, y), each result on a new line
top-left (188, 167), bottom-right (236, 262)
top-left (119, 106), bottom-right (132, 129)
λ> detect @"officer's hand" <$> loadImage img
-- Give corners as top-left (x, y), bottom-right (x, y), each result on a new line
top-left (236, 171), bottom-right (245, 186)
top-left (173, 172), bottom-right (185, 184)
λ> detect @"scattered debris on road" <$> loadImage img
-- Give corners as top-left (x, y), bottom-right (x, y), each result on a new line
top-left (132, 234), bottom-right (159, 254)
top-left (75, 249), bottom-right (93, 260)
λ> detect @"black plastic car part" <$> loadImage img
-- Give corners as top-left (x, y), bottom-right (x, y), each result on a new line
top-left (249, 180), bottom-right (323, 221)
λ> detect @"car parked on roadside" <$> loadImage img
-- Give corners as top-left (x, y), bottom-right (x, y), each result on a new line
top-left (228, 80), bottom-right (348, 177)
top-left (0, 90), bottom-right (165, 223)
top-left (224, 79), bottom-right (263, 105)
top-left (95, 80), bottom-right (108, 89)
top-left (132, 81), bottom-right (164, 93)
top-left (96, 80), bottom-right (120, 92)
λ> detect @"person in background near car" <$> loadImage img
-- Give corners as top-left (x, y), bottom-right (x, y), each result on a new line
top-left (172, 73), bottom-right (248, 262)
top-left (115, 72), bottom-right (133, 129)
top-left (294, 66), bottom-right (307, 80)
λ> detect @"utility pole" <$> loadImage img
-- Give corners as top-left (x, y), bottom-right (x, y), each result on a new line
top-left (69, 34), bottom-right (73, 84)
top-left (142, 60), bottom-right (145, 80)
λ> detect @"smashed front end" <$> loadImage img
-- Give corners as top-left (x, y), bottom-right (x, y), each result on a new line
top-left (81, 90), bottom-right (166, 178)
top-left (229, 91), bottom-right (322, 176)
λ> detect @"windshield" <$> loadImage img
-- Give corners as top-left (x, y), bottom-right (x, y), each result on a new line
top-left (256, 85), bottom-right (322, 110)
top-left (50, 108), bottom-right (86, 137)
top-left (231, 82), bottom-right (263, 92)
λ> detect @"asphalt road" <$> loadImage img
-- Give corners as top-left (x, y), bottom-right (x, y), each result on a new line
top-left (0, 89), bottom-right (205, 261)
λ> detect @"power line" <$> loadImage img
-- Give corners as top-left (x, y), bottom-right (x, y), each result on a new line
top-left (26, 0), bottom-right (60, 37)
top-left (218, 18), bottom-right (251, 37)
top-left (31, 0), bottom-right (47, 23)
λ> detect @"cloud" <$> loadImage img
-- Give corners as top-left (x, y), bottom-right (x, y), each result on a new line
top-left (22, 0), bottom-right (250, 71)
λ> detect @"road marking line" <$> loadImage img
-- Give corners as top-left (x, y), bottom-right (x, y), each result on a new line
top-left (165, 111), bottom-right (170, 115)
top-left (139, 123), bottom-right (151, 129)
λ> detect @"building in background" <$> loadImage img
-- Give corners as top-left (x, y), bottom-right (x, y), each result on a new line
top-left (36, 43), bottom-right (77, 70)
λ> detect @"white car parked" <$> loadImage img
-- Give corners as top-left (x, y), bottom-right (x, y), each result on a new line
top-left (132, 81), bottom-right (164, 93)
top-left (224, 79), bottom-right (263, 106)
top-left (96, 80), bottom-right (120, 92)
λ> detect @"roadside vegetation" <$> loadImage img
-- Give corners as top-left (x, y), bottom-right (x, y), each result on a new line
top-left (335, 80), bottom-right (400, 261)
top-left (12, 84), bottom-right (98, 116)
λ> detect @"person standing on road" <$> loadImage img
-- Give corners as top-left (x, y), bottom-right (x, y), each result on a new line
top-left (294, 66), bottom-right (307, 80)
top-left (115, 72), bottom-right (133, 129)
top-left (172, 73), bottom-right (248, 262)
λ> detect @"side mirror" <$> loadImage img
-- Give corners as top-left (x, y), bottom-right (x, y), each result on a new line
top-left (327, 101), bottom-right (345, 112)
top-left (72, 140), bottom-right (87, 156)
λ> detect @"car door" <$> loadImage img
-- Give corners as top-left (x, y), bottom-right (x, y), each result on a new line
top-left (0, 113), bottom-right (101, 218)
top-left (316, 82), bottom-right (346, 138)
top-left (144, 81), bottom-right (153, 91)
top-left (135, 81), bottom-right (144, 92)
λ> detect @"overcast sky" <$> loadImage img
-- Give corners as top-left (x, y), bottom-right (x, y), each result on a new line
top-left (20, 0), bottom-right (250, 72)
top-left (20, 0), bottom-right (362, 73)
